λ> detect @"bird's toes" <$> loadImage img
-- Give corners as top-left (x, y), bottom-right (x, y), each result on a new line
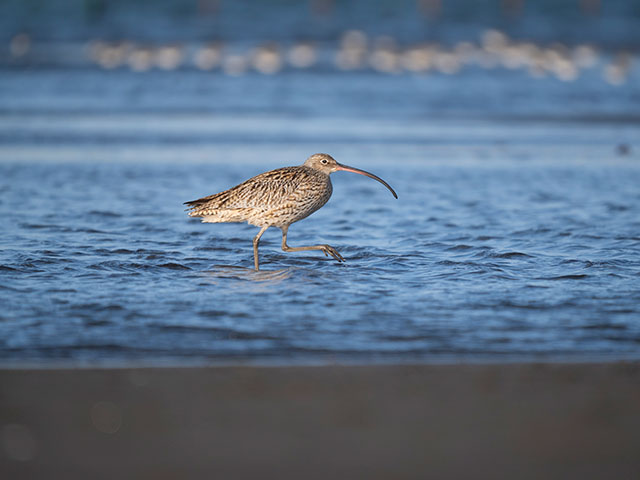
top-left (323, 245), bottom-right (345, 262)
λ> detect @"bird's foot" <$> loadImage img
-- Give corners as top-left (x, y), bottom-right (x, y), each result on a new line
top-left (321, 245), bottom-right (345, 262)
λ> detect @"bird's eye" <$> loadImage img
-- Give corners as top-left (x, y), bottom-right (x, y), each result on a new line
top-left (321, 159), bottom-right (328, 164)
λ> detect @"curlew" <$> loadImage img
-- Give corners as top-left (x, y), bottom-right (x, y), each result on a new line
top-left (185, 153), bottom-right (397, 270)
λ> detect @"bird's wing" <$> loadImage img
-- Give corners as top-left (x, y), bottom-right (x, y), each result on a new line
top-left (185, 167), bottom-right (308, 215)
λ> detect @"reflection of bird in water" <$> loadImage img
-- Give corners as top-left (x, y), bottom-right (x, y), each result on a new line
top-left (185, 153), bottom-right (398, 270)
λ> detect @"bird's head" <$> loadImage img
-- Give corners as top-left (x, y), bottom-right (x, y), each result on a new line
top-left (303, 153), bottom-right (341, 173)
top-left (303, 153), bottom-right (398, 199)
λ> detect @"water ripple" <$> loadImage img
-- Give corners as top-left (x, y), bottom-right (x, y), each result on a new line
top-left (1, 156), bottom-right (640, 363)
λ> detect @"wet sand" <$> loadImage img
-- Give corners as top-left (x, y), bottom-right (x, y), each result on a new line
top-left (1, 362), bottom-right (639, 479)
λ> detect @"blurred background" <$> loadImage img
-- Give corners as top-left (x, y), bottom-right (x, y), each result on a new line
top-left (1, 0), bottom-right (639, 165)
top-left (1, 0), bottom-right (639, 164)
top-left (1, 1), bottom-right (639, 364)
top-left (2, 0), bottom-right (639, 138)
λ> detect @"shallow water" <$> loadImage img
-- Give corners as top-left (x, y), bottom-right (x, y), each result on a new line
top-left (1, 63), bottom-right (640, 365)
top-left (2, 148), bottom-right (640, 364)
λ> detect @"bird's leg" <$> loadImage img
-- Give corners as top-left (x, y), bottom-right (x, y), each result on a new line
top-left (280, 226), bottom-right (345, 263)
top-left (252, 225), bottom-right (269, 271)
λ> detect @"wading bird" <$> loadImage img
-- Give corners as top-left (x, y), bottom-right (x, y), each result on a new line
top-left (185, 153), bottom-right (397, 270)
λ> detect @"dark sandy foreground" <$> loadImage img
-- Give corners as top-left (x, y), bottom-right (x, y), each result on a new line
top-left (1, 362), bottom-right (639, 479)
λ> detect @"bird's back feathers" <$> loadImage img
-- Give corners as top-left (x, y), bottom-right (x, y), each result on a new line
top-left (185, 166), bottom-right (332, 227)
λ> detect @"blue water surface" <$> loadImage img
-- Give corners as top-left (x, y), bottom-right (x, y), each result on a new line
top-left (1, 68), bottom-right (639, 365)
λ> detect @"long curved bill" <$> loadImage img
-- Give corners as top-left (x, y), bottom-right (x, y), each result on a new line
top-left (336, 163), bottom-right (398, 199)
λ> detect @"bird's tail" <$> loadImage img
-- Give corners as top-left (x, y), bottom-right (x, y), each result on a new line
top-left (185, 189), bottom-right (251, 223)
top-left (185, 200), bottom-right (251, 224)
top-left (184, 192), bottom-right (223, 217)
top-left (190, 209), bottom-right (253, 223)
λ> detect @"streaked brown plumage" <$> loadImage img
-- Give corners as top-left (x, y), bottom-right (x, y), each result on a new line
top-left (185, 153), bottom-right (397, 270)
